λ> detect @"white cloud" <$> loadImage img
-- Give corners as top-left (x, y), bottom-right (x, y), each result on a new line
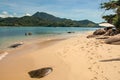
top-left (2, 11), bottom-right (8, 15)
top-left (0, 11), bottom-right (13, 18)
top-left (25, 13), bottom-right (31, 16)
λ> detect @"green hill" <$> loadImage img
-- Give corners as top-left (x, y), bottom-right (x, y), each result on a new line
top-left (0, 12), bottom-right (98, 27)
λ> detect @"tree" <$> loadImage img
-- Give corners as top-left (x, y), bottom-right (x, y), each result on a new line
top-left (101, 0), bottom-right (120, 31)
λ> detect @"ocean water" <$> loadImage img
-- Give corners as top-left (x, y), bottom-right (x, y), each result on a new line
top-left (0, 26), bottom-right (99, 49)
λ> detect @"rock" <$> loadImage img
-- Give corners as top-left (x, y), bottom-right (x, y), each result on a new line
top-left (104, 29), bottom-right (119, 36)
top-left (105, 34), bottom-right (120, 44)
top-left (28, 67), bottom-right (53, 78)
top-left (110, 41), bottom-right (120, 45)
top-left (67, 32), bottom-right (74, 33)
top-left (104, 27), bottom-right (113, 31)
top-left (25, 33), bottom-right (27, 36)
top-left (86, 35), bottom-right (97, 38)
top-left (25, 32), bottom-right (32, 36)
top-left (9, 42), bottom-right (23, 48)
top-left (93, 29), bottom-right (106, 35)
top-left (28, 32), bottom-right (32, 35)
top-left (96, 36), bottom-right (109, 39)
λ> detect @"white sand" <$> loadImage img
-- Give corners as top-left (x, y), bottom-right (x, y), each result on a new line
top-left (0, 33), bottom-right (120, 80)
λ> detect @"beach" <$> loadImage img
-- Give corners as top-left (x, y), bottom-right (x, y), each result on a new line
top-left (0, 32), bottom-right (120, 80)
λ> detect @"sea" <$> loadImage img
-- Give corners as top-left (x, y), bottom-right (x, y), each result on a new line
top-left (0, 26), bottom-right (99, 49)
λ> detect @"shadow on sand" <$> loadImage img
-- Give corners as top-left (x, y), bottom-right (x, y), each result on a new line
top-left (99, 58), bottom-right (120, 62)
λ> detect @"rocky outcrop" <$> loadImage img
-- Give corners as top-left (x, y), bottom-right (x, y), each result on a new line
top-left (28, 67), bottom-right (53, 78)
top-left (104, 29), bottom-right (119, 36)
top-left (93, 29), bottom-right (106, 35)
top-left (105, 34), bottom-right (120, 44)
top-left (87, 28), bottom-right (119, 39)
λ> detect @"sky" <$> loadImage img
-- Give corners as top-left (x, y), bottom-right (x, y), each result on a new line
top-left (0, 0), bottom-right (111, 23)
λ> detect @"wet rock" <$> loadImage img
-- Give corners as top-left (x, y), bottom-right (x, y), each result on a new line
top-left (93, 29), bottom-right (106, 35)
top-left (9, 42), bottom-right (23, 48)
top-left (28, 32), bottom-right (32, 35)
top-left (28, 67), bottom-right (53, 78)
top-left (25, 33), bottom-right (27, 36)
top-left (25, 32), bottom-right (32, 36)
top-left (67, 32), bottom-right (74, 33)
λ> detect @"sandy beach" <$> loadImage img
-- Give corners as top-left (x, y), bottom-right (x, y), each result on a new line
top-left (0, 32), bottom-right (120, 80)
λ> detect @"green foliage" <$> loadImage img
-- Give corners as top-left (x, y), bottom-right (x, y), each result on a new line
top-left (0, 12), bottom-right (97, 27)
top-left (101, 0), bottom-right (120, 29)
top-left (102, 14), bottom-right (116, 23)
top-left (101, 0), bottom-right (118, 10)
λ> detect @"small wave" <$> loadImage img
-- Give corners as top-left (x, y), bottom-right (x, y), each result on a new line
top-left (0, 52), bottom-right (8, 61)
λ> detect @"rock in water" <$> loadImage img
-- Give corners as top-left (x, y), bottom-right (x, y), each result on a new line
top-left (28, 32), bottom-right (32, 35)
top-left (67, 32), bottom-right (74, 33)
top-left (28, 67), bottom-right (53, 78)
top-left (9, 42), bottom-right (23, 48)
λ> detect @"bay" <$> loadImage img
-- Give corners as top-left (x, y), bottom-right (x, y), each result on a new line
top-left (0, 26), bottom-right (99, 49)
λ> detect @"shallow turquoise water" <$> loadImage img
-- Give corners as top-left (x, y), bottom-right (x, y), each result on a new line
top-left (0, 26), bottom-right (99, 49)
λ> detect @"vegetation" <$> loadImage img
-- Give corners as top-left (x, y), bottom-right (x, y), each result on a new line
top-left (101, 0), bottom-right (120, 30)
top-left (0, 12), bottom-right (97, 27)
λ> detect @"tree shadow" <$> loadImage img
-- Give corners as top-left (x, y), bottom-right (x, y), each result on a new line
top-left (99, 58), bottom-right (120, 62)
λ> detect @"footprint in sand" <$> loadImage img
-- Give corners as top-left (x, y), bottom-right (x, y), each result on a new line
top-left (88, 67), bottom-right (92, 71)
top-left (114, 66), bottom-right (117, 68)
top-left (91, 53), bottom-right (95, 55)
top-left (87, 50), bottom-right (90, 53)
top-left (94, 77), bottom-right (98, 80)
top-left (93, 62), bottom-right (97, 64)
top-left (88, 57), bottom-right (93, 60)
top-left (118, 71), bottom-right (120, 74)
top-left (104, 77), bottom-right (109, 80)
top-left (90, 48), bottom-right (93, 50)
top-left (81, 46), bottom-right (84, 48)
top-left (101, 71), bottom-right (104, 73)
top-left (96, 55), bottom-right (102, 59)
top-left (91, 77), bottom-right (98, 80)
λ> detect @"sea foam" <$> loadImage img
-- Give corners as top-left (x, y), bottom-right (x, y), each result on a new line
top-left (0, 52), bottom-right (8, 61)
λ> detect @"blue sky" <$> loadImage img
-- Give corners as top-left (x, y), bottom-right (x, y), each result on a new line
top-left (0, 0), bottom-right (110, 23)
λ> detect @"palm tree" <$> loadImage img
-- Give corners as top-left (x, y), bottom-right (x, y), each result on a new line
top-left (101, 0), bottom-right (120, 31)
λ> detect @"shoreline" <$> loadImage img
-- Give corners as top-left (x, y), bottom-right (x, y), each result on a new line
top-left (0, 32), bottom-right (120, 80)
top-left (0, 31), bottom-right (81, 50)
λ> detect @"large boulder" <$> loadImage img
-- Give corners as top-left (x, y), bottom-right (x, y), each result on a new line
top-left (104, 29), bottom-right (119, 36)
top-left (93, 29), bottom-right (106, 35)
top-left (105, 34), bottom-right (120, 44)
top-left (28, 67), bottom-right (53, 78)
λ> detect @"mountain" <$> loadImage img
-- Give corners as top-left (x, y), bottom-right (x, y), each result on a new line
top-left (0, 12), bottom-right (98, 27)
top-left (32, 12), bottom-right (62, 21)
